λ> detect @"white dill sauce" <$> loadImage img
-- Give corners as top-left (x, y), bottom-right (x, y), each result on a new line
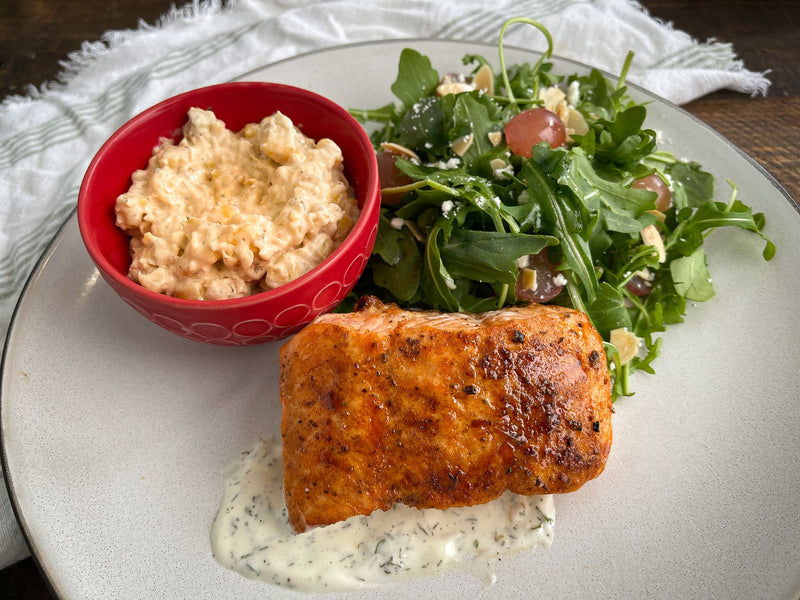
top-left (211, 438), bottom-right (555, 592)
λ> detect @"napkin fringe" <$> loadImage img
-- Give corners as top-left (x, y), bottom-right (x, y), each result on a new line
top-left (631, 0), bottom-right (770, 97)
top-left (2, 0), bottom-right (771, 112)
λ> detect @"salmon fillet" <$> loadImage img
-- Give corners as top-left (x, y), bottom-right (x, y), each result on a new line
top-left (279, 296), bottom-right (612, 532)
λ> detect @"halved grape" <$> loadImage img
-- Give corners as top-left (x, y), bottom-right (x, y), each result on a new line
top-left (504, 108), bottom-right (566, 157)
top-left (516, 250), bottom-right (564, 302)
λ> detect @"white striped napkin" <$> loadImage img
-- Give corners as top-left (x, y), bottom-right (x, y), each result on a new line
top-left (0, 0), bottom-right (770, 569)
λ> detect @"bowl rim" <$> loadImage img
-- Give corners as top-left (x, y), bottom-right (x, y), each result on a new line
top-left (77, 81), bottom-right (380, 310)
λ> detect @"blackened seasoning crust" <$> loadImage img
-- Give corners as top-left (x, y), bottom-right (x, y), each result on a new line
top-left (279, 297), bottom-right (613, 532)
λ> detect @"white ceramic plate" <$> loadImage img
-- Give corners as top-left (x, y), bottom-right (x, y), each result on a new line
top-left (3, 40), bottom-right (800, 600)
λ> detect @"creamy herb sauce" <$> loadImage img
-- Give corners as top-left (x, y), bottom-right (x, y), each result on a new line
top-left (211, 438), bottom-right (555, 592)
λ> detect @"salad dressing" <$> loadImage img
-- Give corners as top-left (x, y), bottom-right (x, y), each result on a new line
top-left (211, 438), bottom-right (554, 592)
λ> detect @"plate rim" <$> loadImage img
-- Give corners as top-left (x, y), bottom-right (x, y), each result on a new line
top-left (0, 209), bottom-right (74, 595)
top-left (1, 37), bottom-right (798, 598)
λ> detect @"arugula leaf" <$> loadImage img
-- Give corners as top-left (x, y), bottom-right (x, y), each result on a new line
top-left (558, 148), bottom-right (658, 234)
top-left (440, 230), bottom-right (557, 285)
top-left (520, 159), bottom-right (599, 302)
top-left (679, 199), bottom-right (765, 238)
top-left (670, 249), bottom-right (715, 301)
top-left (391, 48), bottom-right (440, 109)
top-left (588, 105), bottom-right (657, 169)
top-left (372, 237), bottom-right (422, 302)
top-left (450, 93), bottom-right (502, 166)
top-left (373, 211), bottom-right (408, 265)
top-left (608, 105), bottom-right (647, 143)
top-left (394, 96), bottom-right (448, 154)
top-left (658, 284), bottom-right (688, 325)
top-left (394, 160), bottom-right (510, 233)
top-left (668, 161), bottom-right (714, 207)
top-left (348, 103), bottom-right (399, 124)
top-left (586, 283), bottom-right (632, 338)
top-left (666, 198), bottom-right (774, 260)
top-left (630, 335), bottom-right (662, 375)
top-left (628, 290), bottom-right (666, 338)
top-left (371, 213), bottom-right (422, 302)
top-left (572, 68), bottom-right (627, 120)
top-left (421, 224), bottom-right (459, 311)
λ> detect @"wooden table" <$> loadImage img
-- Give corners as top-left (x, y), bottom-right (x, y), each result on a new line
top-left (0, 1), bottom-right (797, 597)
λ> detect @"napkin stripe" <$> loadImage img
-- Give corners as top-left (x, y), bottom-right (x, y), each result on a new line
top-left (0, 191), bottom-right (77, 301)
top-left (0, 73), bottom-right (151, 172)
top-left (434, 0), bottom-right (588, 40)
top-left (148, 22), bottom-right (260, 77)
top-left (0, 22), bottom-right (259, 171)
top-left (652, 41), bottom-right (741, 71)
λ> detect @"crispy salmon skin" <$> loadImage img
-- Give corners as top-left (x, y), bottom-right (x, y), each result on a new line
top-left (279, 296), bottom-right (612, 532)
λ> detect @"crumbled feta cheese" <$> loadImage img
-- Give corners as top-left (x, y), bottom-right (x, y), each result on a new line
top-left (390, 217), bottom-right (405, 230)
top-left (489, 157), bottom-right (513, 180)
top-left (567, 80), bottom-right (580, 107)
top-left (428, 158), bottom-right (461, 170)
top-left (553, 273), bottom-right (568, 287)
top-left (441, 200), bottom-right (455, 218)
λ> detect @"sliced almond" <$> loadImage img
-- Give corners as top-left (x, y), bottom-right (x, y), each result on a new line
top-left (518, 267), bottom-right (537, 292)
top-left (380, 142), bottom-right (420, 162)
top-left (402, 220), bottom-right (425, 243)
top-left (539, 87), bottom-right (588, 142)
top-left (436, 75), bottom-right (476, 96)
top-left (562, 105), bottom-right (588, 137)
top-left (640, 224), bottom-right (666, 263)
top-left (610, 327), bottom-right (641, 365)
top-left (489, 158), bottom-right (507, 170)
top-left (472, 64), bottom-right (494, 95)
top-left (487, 131), bottom-right (503, 146)
top-left (489, 157), bottom-right (511, 179)
top-left (538, 86), bottom-right (566, 112)
top-left (452, 133), bottom-right (474, 157)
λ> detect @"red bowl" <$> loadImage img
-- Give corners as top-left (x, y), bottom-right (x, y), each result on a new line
top-left (78, 82), bottom-right (380, 345)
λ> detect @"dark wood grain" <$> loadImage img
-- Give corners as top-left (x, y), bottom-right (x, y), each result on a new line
top-left (0, 1), bottom-right (797, 597)
top-left (685, 95), bottom-right (800, 203)
top-left (0, 0), bottom-right (180, 99)
top-left (640, 0), bottom-right (800, 202)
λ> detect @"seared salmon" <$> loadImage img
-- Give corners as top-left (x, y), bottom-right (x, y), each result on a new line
top-left (279, 296), bottom-right (612, 532)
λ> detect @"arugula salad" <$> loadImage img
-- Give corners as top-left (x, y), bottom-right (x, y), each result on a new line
top-left (346, 19), bottom-right (774, 399)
